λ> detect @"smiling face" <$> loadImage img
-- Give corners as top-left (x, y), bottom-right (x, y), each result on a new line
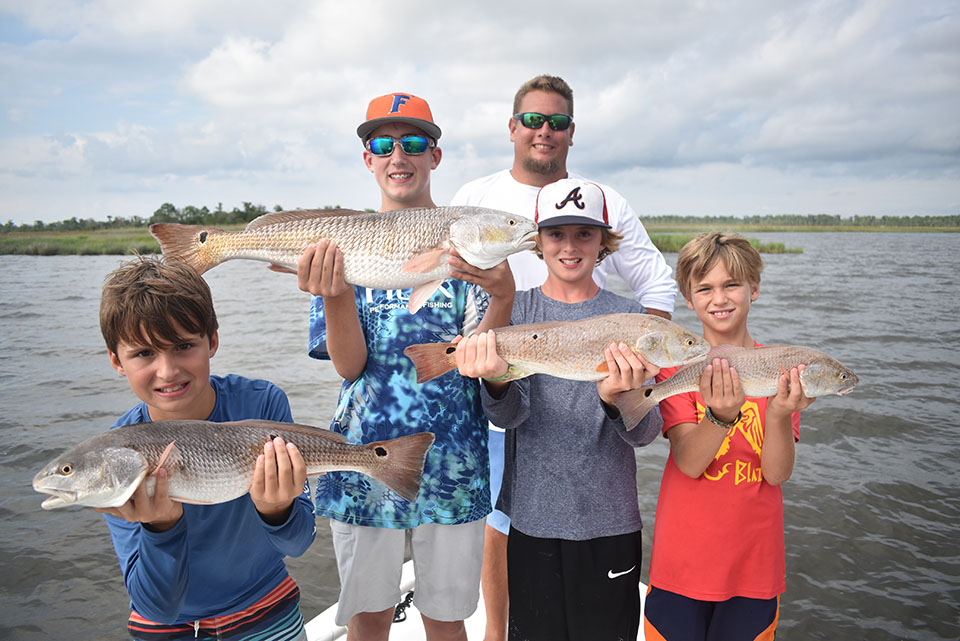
top-left (109, 325), bottom-right (218, 421)
top-left (538, 224), bottom-right (605, 295)
top-left (363, 122), bottom-right (441, 211)
top-left (509, 89), bottom-right (574, 187)
top-left (686, 260), bottom-right (759, 346)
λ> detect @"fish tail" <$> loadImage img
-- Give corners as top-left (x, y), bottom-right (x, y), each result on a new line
top-left (613, 384), bottom-right (660, 431)
top-left (150, 223), bottom-right (223, 274)
top-left (403, 343), bottom-right (459, 383)
top-left (366, 432), bottom-right (435, 502)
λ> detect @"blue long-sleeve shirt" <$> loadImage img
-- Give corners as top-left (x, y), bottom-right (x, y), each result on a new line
top-left (103, 374), bottom-right (316, 623)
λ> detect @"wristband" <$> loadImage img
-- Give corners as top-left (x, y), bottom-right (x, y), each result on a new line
top-left (485, 370), bottom-right (513, 382)
top-left (705, 406), bottom-right (741, 430)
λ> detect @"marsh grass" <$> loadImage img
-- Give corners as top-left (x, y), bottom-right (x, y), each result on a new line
top-left (650, 234), bottom-right (802, 254)
top-left (1, 228), bottom-right (801, 256)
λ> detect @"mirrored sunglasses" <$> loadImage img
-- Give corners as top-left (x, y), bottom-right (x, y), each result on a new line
top-left (366, 135), bottom-right (434, 156)
top-left (513, 112), bottom-right (573, 131)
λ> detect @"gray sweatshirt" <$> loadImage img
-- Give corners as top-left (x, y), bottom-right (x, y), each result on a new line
top-left (481, 287), bottom-right (663, 541)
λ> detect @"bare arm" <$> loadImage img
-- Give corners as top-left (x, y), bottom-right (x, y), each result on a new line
top-left (298, 241), bottom-right (367, 381)
top-left (448, 252), bottom-right (515, 334)
top-left (761, 365), bottom-right (814, 485)
top-left (667, 358), bottom-right (745, 478)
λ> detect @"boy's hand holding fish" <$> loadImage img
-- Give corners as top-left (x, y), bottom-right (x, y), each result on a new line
top-left (596, 343), bottom-right (660, 408)
top-left (249, 436), bottom-right (308, 526)
top-left (699, 358), bottom-right (746, 426)
top-left (454, 331), bottom-right (511, 392)
top-left (297, 240), bottom-right (351, 299)
top-left (447, 248), bottom-right (516, 300)
top-left (95, 466), bottom-right (183, 533)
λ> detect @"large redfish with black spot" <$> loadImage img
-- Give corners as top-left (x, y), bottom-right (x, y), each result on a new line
top-left (150, 207), bottom-right (538, 313)
top-left (33, 419), bottom-right (434, 508)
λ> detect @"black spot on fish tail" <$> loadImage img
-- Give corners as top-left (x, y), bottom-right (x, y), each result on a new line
top-left (199, 231), bottom-right (208, 243)
top-left (445, 346), bottom-right (456, 354)
top-left (532, 334), bottom-right (538, 339)
top-left (644, 389), bottom-right (653, 398)
top-left (375, 447), bottom-right (387, 457)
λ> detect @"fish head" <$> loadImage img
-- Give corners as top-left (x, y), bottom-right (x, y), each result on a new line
top-left (448, 209), bottom-right (538, 270)
top-left (635, 326), bottom-right (711, 367)
top-left (799, 358), bottom-right (860, 397)
top-left (33, 446), bottom-right (149, 510)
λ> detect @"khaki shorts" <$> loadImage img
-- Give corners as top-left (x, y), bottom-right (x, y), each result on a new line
top-left (329, 518), bottom-right (485, 626)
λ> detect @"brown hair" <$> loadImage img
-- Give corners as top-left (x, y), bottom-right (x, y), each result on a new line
top-left (675, 232), bottom-right (763, 300)
top-left (100, 255), bottom-right (218, 354)
top-left (532, 227), bottom-right (623, 264)
top-left (513, 75), bottom-right (574, 116)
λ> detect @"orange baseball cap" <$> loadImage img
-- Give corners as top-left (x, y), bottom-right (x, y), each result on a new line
top-left (357, 92), bottom-right (442, 141)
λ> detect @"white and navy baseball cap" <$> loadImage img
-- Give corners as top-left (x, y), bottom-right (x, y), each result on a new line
top-left (535, 178), bottom-right (611, 229)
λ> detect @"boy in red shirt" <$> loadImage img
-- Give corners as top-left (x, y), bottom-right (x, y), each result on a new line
top-left (644, 232), bottom-right (814, 640)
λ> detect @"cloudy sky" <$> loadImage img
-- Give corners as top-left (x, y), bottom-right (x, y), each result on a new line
top-left (1, 0), bottom-right (957, 225)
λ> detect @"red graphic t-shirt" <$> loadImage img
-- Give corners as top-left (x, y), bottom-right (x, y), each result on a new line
top-left (648, 349), bottom-right (802, 601)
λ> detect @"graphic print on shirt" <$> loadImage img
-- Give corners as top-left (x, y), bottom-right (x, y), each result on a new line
top-left (699, 398), bottom-right (766, 485)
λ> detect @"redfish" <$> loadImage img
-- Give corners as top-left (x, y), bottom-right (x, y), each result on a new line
top-left (403, 313), bottom-right (710, 383)
top-left (151, 207), bottom-right (538, 313)
top-left (613, 344), bottom-right (859, 430)
top-left (33, 419), bottom-right (435, 508)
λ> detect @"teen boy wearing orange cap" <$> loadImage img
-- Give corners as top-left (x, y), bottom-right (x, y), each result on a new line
top-left (297, 93), bottom-right (515, 641)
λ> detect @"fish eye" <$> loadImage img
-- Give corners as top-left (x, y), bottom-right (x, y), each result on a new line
top-left (686, 338), bottom-right (695, 346)
top-left (507, 219), bottom-right (517, 226)
top-left (59, 464), bottom-right (73, 475)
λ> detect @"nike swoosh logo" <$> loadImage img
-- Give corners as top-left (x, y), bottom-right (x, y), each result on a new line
top-left (607, 565), bottom-right (636, 579)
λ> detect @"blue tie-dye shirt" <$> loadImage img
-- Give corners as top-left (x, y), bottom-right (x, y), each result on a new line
top-left (308, 281), bottom-right (492, 528)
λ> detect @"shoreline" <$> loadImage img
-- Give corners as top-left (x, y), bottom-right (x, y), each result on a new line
top-left (0, 224), bottom-right (956, 257)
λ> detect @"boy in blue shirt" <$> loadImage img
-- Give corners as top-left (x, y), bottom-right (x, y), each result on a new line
top-left (96, 256), bottom-right (316, 640)
top-left (297, 92), bottom-right (515, 641)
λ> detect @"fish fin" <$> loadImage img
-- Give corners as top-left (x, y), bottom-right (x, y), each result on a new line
top-left (595, 362), bottom-right (609, 374)
top-left (612, 384), bottom-right (660, 431)
top-left (150, 223), bottom-right (222, 274)
top-left (403, 343), bottom-right (459, 383)
top-left (366, 432), bottom-right (435, 502)
top-left (408, 281), bottom-right (444, 313)
top-left (244, 208), bottom-right (363, 230)
top-left (402, 248), bottom-right (449, 274)
top-left (268, 263), bottom-right (297, 274)
top-left (170, 497), bottom-right (215, 505)
top-left (151, 441), bottom-right (180, 476)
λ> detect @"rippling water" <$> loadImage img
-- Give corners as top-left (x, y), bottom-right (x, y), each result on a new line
top-left (1, 232), bottom-right (958, 639)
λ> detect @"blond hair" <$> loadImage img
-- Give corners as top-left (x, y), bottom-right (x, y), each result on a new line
top-left (513, 75), bottom-right (574, 116)
top-left (675, 232), bottom-right (763, 300)
top-left (100, 255), bottom-right (218, 354)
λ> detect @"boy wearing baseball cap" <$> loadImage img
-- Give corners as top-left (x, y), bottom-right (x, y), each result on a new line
top-left (297, 92), bottom-right (515, 640)
top-left (455, 178), bottom-right (663, 641)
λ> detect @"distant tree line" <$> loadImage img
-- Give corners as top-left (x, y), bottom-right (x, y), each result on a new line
top-left (644, 213), bottom-right (960, 227)
top-left (3, 206), bottom-right (957, 233)
top-left (1, 202), bottom-right (347, 232)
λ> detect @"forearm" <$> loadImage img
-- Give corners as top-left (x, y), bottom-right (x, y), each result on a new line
top-left (476, 293), bottom-right (514, 335)
top-left (668, 419), bottom-right (733, 478)
top-left (322, 292), bottom-right (367, 381)
top-left (761, 410), bottom-right (796, 485)
top-left (261, 491), bottom-right (316, 558)
top-left (107, 515), bottom-right (189, 623)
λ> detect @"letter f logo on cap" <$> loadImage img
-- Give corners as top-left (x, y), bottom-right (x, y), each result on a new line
top-left (390, 94), bottom-right (411, 114)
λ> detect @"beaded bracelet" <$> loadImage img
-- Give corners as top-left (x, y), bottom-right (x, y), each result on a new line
top-left (705, 406), bottom-right (741, 430)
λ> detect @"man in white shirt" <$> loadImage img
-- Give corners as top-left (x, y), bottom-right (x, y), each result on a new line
top-left (450, 74), bottom-right (677, 641)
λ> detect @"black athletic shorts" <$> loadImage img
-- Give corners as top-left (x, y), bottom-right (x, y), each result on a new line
top-left (506, 525), bottom-right (643, 641)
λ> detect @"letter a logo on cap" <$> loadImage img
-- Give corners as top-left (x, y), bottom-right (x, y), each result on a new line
top-left (556, 187), bottom-right (586, 210)
top-left (390, 94), bottom-right (411, 113)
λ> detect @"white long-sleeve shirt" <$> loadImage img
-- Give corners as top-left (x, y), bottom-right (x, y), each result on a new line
top-left (451, 169), bottom-right (677, 313)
